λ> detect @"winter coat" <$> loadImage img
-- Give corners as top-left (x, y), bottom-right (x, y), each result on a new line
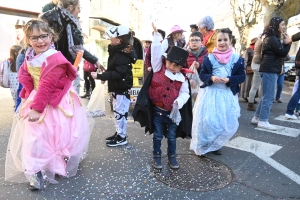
top-left (259, 35), bottom-right (291, 74)
top-left (200, 55), bottom-right (245, 95)
top-left (96, 44), bottom-right (137, 94)
top-left (186, 47), bottom-right (208, 72)
top-left (39, 7), bottom-right (98, 64)
top-left (19, 51), bottom-right (76, 113)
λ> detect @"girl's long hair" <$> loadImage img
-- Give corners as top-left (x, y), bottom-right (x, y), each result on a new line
top-left (9, 45), bottom-right (22, 72)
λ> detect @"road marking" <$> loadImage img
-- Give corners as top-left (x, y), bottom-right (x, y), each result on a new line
top-left (275, 115), bottom-right (300, 124)
top-left (226, 137), bottom-right (300, 185)
top-left (255, 125), bottom-right (300, 138)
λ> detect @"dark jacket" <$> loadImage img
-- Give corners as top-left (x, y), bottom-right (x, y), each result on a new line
top-left (200, 55), bottom-right (245, 95)
top-left (132, 70), bottom-right (193, 139)
top-left (259, 35), bottom-right (291, 74)
top-left (186, 46), bottom-right (208, 72)
top-left (39, 7), bottom-right (98, 64)
top-left (96, 44), bottom-right (137, 94)
top-left (292, 32), bottom-right (300, 69)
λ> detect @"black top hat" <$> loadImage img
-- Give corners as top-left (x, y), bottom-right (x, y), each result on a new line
top-left (190, 24), bottom-right (198, 29)
top-left (166, 46), bottom-right (189, 68)
top-left (15, 19), bottom-right (25, 28)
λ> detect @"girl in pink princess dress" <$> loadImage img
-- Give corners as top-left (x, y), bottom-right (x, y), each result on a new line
top-left (5, 19), bottom-right (94, 190)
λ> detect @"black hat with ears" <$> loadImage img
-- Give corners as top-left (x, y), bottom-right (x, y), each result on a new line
top-left (190, 24), bottom-right (198, 29)
top-left (157, 29), bottom-right (165, 39)
top-left (166, 46), bottom-right (189, 68)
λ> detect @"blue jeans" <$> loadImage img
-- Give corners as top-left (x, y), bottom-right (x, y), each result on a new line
top-left (286, 70), bottom-right (300, 115)
top-left (152, 106), bottom-right (177, 156)
top-left (275, 73), bottom-right (285, 100)
top-left (255, 72), bottom-right (278, 121)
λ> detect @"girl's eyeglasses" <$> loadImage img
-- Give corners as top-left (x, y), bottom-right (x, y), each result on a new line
top-left (29, 34), bottom-right (49, 42)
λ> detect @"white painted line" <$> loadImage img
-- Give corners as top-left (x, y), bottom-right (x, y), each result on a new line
top-left (255, 125), bottom-right (300, 138)
top-left (275, 115), bottom-right (300, 124)
top-left (257, 155), bottom-right (300, 185)
top-left (226, 137), bottom-right (282, 157)
top-left (226, 137), bottom-right (300, 185)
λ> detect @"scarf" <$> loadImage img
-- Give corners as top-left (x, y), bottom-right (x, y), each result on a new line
top-left (203, 30), bottom-right (215, 46)
top-left (57, 6), bottom-right (83, 59)
top-left (212, 47), bottom-right (233, 64)
top-left (25, 43), bottom-right (56, 61)
top-left (187, 46), bottom-right (206, 58)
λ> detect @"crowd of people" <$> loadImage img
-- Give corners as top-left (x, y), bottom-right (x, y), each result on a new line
top-left (1, 0), bottom-right (300, 192)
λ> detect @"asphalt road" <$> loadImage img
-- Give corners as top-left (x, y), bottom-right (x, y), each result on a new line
top-left (0, 81), bottom-right (299, 200)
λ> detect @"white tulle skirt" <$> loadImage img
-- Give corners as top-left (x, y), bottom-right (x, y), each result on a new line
top-left (5, 87), bottom-right (94, 184)
top-left (190, 84), bottom-right (240, 155)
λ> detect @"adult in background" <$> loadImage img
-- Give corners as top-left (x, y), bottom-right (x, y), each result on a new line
top-left (251, 17), bottom-right (291, 131)
top-left (239, 37), bottom-right (257, 102)
top-left (162, 25), bottom-right (185, 53)
top-left (197, 15), bottom-right (217, 53)
top-left (39, 0), bottom-right (104, 94)
top-left (42, 0), bottom-right (58, 12)
top-left (247, 27), bottom-right (268, 111)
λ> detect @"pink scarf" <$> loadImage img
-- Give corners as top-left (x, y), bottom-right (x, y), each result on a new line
top-left (212, 47), bottom-right (233, 64)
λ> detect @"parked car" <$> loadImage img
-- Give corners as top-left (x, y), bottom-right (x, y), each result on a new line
top-left (284, 55), bottom-right (296, 81)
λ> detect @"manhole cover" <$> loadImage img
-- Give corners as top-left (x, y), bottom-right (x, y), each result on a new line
top-left (153, 154), bottom-right (233, 191)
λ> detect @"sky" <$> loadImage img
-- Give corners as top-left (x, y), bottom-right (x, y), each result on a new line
top-left (139, 0), bottom-right (228, 38)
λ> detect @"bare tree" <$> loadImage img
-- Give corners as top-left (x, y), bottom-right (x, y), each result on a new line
top-left (259, 0), bottom-right (300, 24)
top-left (230, 0), bottom-right (263, 53)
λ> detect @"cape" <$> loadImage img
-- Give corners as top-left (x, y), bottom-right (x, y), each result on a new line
top-left (132, 70), bottom-right (193, 139)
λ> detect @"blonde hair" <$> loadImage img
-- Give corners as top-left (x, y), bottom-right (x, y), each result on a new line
top-left (9, 45), bottom-right (22, 72)
top-left (58, 0), bottom-right (79, 8)
top-left (23, 19), bottom-right (59, 47)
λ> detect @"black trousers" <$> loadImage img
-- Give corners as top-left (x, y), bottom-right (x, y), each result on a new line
top-left (83, 70), bottom-right (96, 93)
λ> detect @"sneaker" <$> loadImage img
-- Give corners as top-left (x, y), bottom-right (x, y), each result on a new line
top-left (106, 132), bottom-right (117, 142)
top-left (257, 121), bottom-right (277, 131)
top-left (152, 155), bottom-right (162, 169)
top-left (106, 135), bottom-right (128, 147)
top-left (251, 116), bottom-right (259, 124)
top-left (285, 113), bottom-right (298, 120)
top-left (168, 155), bottom-right (179, 169)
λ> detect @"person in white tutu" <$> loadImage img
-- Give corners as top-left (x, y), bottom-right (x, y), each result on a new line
top-left (190, 28), bottom-right (245, 155)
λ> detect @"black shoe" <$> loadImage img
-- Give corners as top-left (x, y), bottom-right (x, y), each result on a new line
top-left (106, 135), bottom-right (128, 147)
top-left (28, 171), bottom-right (49, 190)
top-left (275, 99), bottom-right (282, 103)
top-left (243, 98), bottom-right (248, 102)
top-left (80, 93), bottom-right (90, 98)
top-left (106, 132), bottom-right (117, 142)
top-left (212, 150), bottom-right (222, 155)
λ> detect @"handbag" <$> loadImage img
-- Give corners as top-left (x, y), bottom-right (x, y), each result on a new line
top-left (83, 60), bottom-right (96, 72)
top-left (246, 66), bottom-right (253, 74)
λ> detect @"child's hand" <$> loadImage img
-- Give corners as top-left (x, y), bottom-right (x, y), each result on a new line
top-left (101, 81), bottom-right (105, 84)
top-left (174, 101), bottom-right (178, 105)
top-left (91, 72), bottom-right (97, 79)
top-left (152, 22), bottom-right (157, 33)
top-left (211, 76), bottom-right (222, 83)
top-left (25, 109), bottom-right (40, 122)
top-left (220, 78), bottom-right (229, 83)
top-left (147, 67), bottom-right (152, 71)
top-left (191, 61), bottom-right (200, 69)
